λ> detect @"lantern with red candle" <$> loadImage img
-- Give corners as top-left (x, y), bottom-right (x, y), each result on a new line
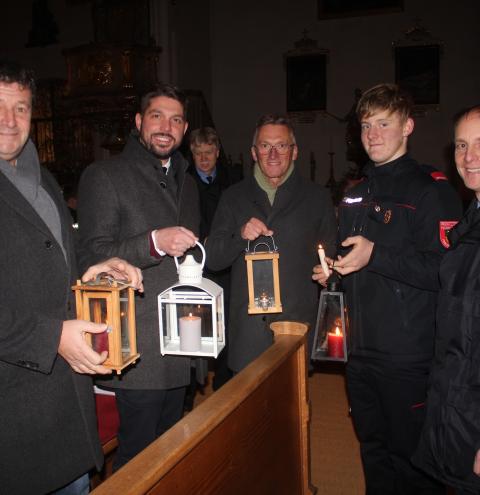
top-left (311, 271), bottom-right (349, 362)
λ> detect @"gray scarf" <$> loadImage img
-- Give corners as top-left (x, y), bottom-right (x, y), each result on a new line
top-left (0, 140), bottom-right (67, 261)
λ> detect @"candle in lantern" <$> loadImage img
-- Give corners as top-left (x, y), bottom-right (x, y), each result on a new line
top-left (92, 326), bottom-right (111, 355)
top-left (317, 244), bottom-right (330, 278)
top-left (179, 313), bottom-right (201, 352)
top-left (327, 326), bottom-right (344, 358)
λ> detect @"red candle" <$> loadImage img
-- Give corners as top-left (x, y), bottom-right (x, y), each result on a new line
top-left (327, 326), bottom-right (344, 358)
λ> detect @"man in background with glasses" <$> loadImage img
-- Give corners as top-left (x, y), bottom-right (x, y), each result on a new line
top-left (206, 114), bottom-right (336, 373)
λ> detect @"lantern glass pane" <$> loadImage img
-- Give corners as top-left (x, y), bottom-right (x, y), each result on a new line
top-left (120, 292), bottom-right (131, 357)
top-left (88, 297), bottom-right (109, 354)
top-left (161, 302), bottom-right (176, 344)
top-left (313, 293), bottom-right (343, 358)
top-left (252, 259), bottom-right (275, 310)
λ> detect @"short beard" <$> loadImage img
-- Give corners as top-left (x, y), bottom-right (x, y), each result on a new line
top-left (140, 134), bottom-right (180, 160)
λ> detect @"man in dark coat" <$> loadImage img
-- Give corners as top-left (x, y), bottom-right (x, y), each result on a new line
top-left (78, 84), bottom-right (200, 470)
top-left (413, 105), bottom-right (480, 495)
top-left (206, 114), bottom-right (337, 373)
top-left (0, 61), bottom-right (143, 495)
top-left (314, 83), bottom-right (462, 494)
top-left (188, 127), bottom-right (241, 390)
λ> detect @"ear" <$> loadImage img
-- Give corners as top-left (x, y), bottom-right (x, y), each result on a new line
top-left (215, 147), bottom-right (220, 159)
top-left (251, 146), bottom-right (258, 163)
top-left (135, 113), bottom-right (142, 132)
top-left (403, 118), bottom-right (414, 137)
top-left (292, 144), bottom-right (298, 161)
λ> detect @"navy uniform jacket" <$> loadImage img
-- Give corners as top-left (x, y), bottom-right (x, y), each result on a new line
top-left (338, 154), bottom-right (462, 362)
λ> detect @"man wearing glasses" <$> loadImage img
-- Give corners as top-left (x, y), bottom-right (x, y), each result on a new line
top-left (206, 114), bottom-right (336, 373)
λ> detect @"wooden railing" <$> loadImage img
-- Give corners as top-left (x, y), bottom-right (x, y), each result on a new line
top-left (91, 320), bottom-right (315, 495)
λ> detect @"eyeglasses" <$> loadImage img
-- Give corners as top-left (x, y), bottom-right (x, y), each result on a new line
top-left (255, 143), bottom-right (295, 155)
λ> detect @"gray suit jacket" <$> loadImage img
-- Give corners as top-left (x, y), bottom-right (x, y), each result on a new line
top-left (0, 166), bottom-right (102, 494)
top-left (78, 134), bottom-right (200, 389)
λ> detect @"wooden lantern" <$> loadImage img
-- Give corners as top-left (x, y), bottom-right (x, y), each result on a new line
top-left (72, 276), bottom-right (139, 374)
top-left (245, 237), bottom-right (282, 314)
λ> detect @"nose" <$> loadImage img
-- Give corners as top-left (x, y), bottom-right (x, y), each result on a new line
top-left (268, 145), bottom-right (279, 157)
top-left (158, 116), bottom-right (171, 132)
top-left (367, 126), bottom-right (379, 140)
top-left (464, 146), bottom-right (477, 163)
top-left (0, 107), bottom-right (17, 128)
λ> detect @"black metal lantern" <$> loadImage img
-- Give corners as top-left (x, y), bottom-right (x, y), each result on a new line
top-left (311, 277), bottom-right (348, 362)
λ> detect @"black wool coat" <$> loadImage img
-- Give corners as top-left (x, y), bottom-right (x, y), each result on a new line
top-left (413, 203), bottom-right (480, 492)
top-left (206, 168), bottom-right (337, 372)
top-left (78, 134), bottom-right (200, 390)
top-left (0, 165), bottom-right (102, 494)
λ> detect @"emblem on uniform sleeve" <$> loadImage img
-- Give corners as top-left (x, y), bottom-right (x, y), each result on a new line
top-left (439, 220), bottom-right (458, 248)
top-left (384, 209), bottom-right (392, 224)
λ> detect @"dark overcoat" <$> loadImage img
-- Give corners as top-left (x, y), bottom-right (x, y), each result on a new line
top-left (78, 135), bottom-right (200, 390)
top-left (0, 166), bottom-right (102, 494)
top-left (413, 203), bottom-right (480, 492)
top-left (206, 168), bottom-right (337, 372)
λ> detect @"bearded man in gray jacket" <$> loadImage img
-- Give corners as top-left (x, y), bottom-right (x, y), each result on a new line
top-left (78, 84), bottom-right (199, 470)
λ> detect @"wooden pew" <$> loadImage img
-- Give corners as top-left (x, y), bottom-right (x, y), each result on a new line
top-left (91, 321), bottom-right (315, 495)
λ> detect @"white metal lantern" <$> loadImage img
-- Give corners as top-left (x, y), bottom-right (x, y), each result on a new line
top-left (158, 242), bottom-right (225, 357)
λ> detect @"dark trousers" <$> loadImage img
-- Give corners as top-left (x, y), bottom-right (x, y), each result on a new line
top-left (346, 356), bottom-right (445, 495)
top-left (113, 387), bottom-right (186, 471)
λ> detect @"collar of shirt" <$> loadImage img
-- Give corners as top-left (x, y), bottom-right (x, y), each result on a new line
top-left (196, 167), bottom-right (217, 184)
top-left (162, 158), bottom-right (172, 174)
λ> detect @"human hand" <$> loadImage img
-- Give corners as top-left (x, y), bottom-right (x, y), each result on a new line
top-left (474, 449), bottom-right (480, 476)
top-left (153, 226), bottom-right (198, 257)
top-left (333, 236), bottom-right (374, 275)
top-left (58, 320), bottom-right (112, 375)
top-left (312, 256), bottom-right (335, 286)
top-left (240, 217), bottom-right (273, 241)
top-left (82, 257), bottom-right (144, 292)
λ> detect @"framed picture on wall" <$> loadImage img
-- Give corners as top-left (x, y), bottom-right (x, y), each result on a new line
top-left (394, 44), bottom-right (440, 106)
top-left (317, 0), bottom-right (403, 19)
top-left (286, 53), bottom-right (327, 112)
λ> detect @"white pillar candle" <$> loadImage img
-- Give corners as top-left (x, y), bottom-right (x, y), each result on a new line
top-left (179, 313), bottom-right (201, 352)
top-left (317, 244), bottom-right (330, 277)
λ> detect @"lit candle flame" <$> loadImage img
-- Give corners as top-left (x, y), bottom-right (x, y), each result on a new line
top-left (335, 326), bottom-right (342, 336)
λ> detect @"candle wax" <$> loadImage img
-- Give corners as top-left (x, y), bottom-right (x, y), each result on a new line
top-left (179, 314), bottom-right (202, 352)
top-left (327, 331), bottom-right (344, 359)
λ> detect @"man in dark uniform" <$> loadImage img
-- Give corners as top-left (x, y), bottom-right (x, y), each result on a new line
top-left (188, 127), bottom-right (240, 390)
top-left (314, 83), bottom-right (462, 494)
top-left (413, 105), bottom-right (480, 495)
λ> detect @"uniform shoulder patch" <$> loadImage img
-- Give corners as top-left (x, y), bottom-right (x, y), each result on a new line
top-left (430, 171), bottom-right (447, 181)
top-left (439, 220), bottom-right (459, 248)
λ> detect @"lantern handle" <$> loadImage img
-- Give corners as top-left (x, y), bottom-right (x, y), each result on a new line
top-left (174, 241), bottom-right (206, 270)
top-left (84, 272), bottom-right (130, 287)
top-left (246, 235), bottom-right (278, 254)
